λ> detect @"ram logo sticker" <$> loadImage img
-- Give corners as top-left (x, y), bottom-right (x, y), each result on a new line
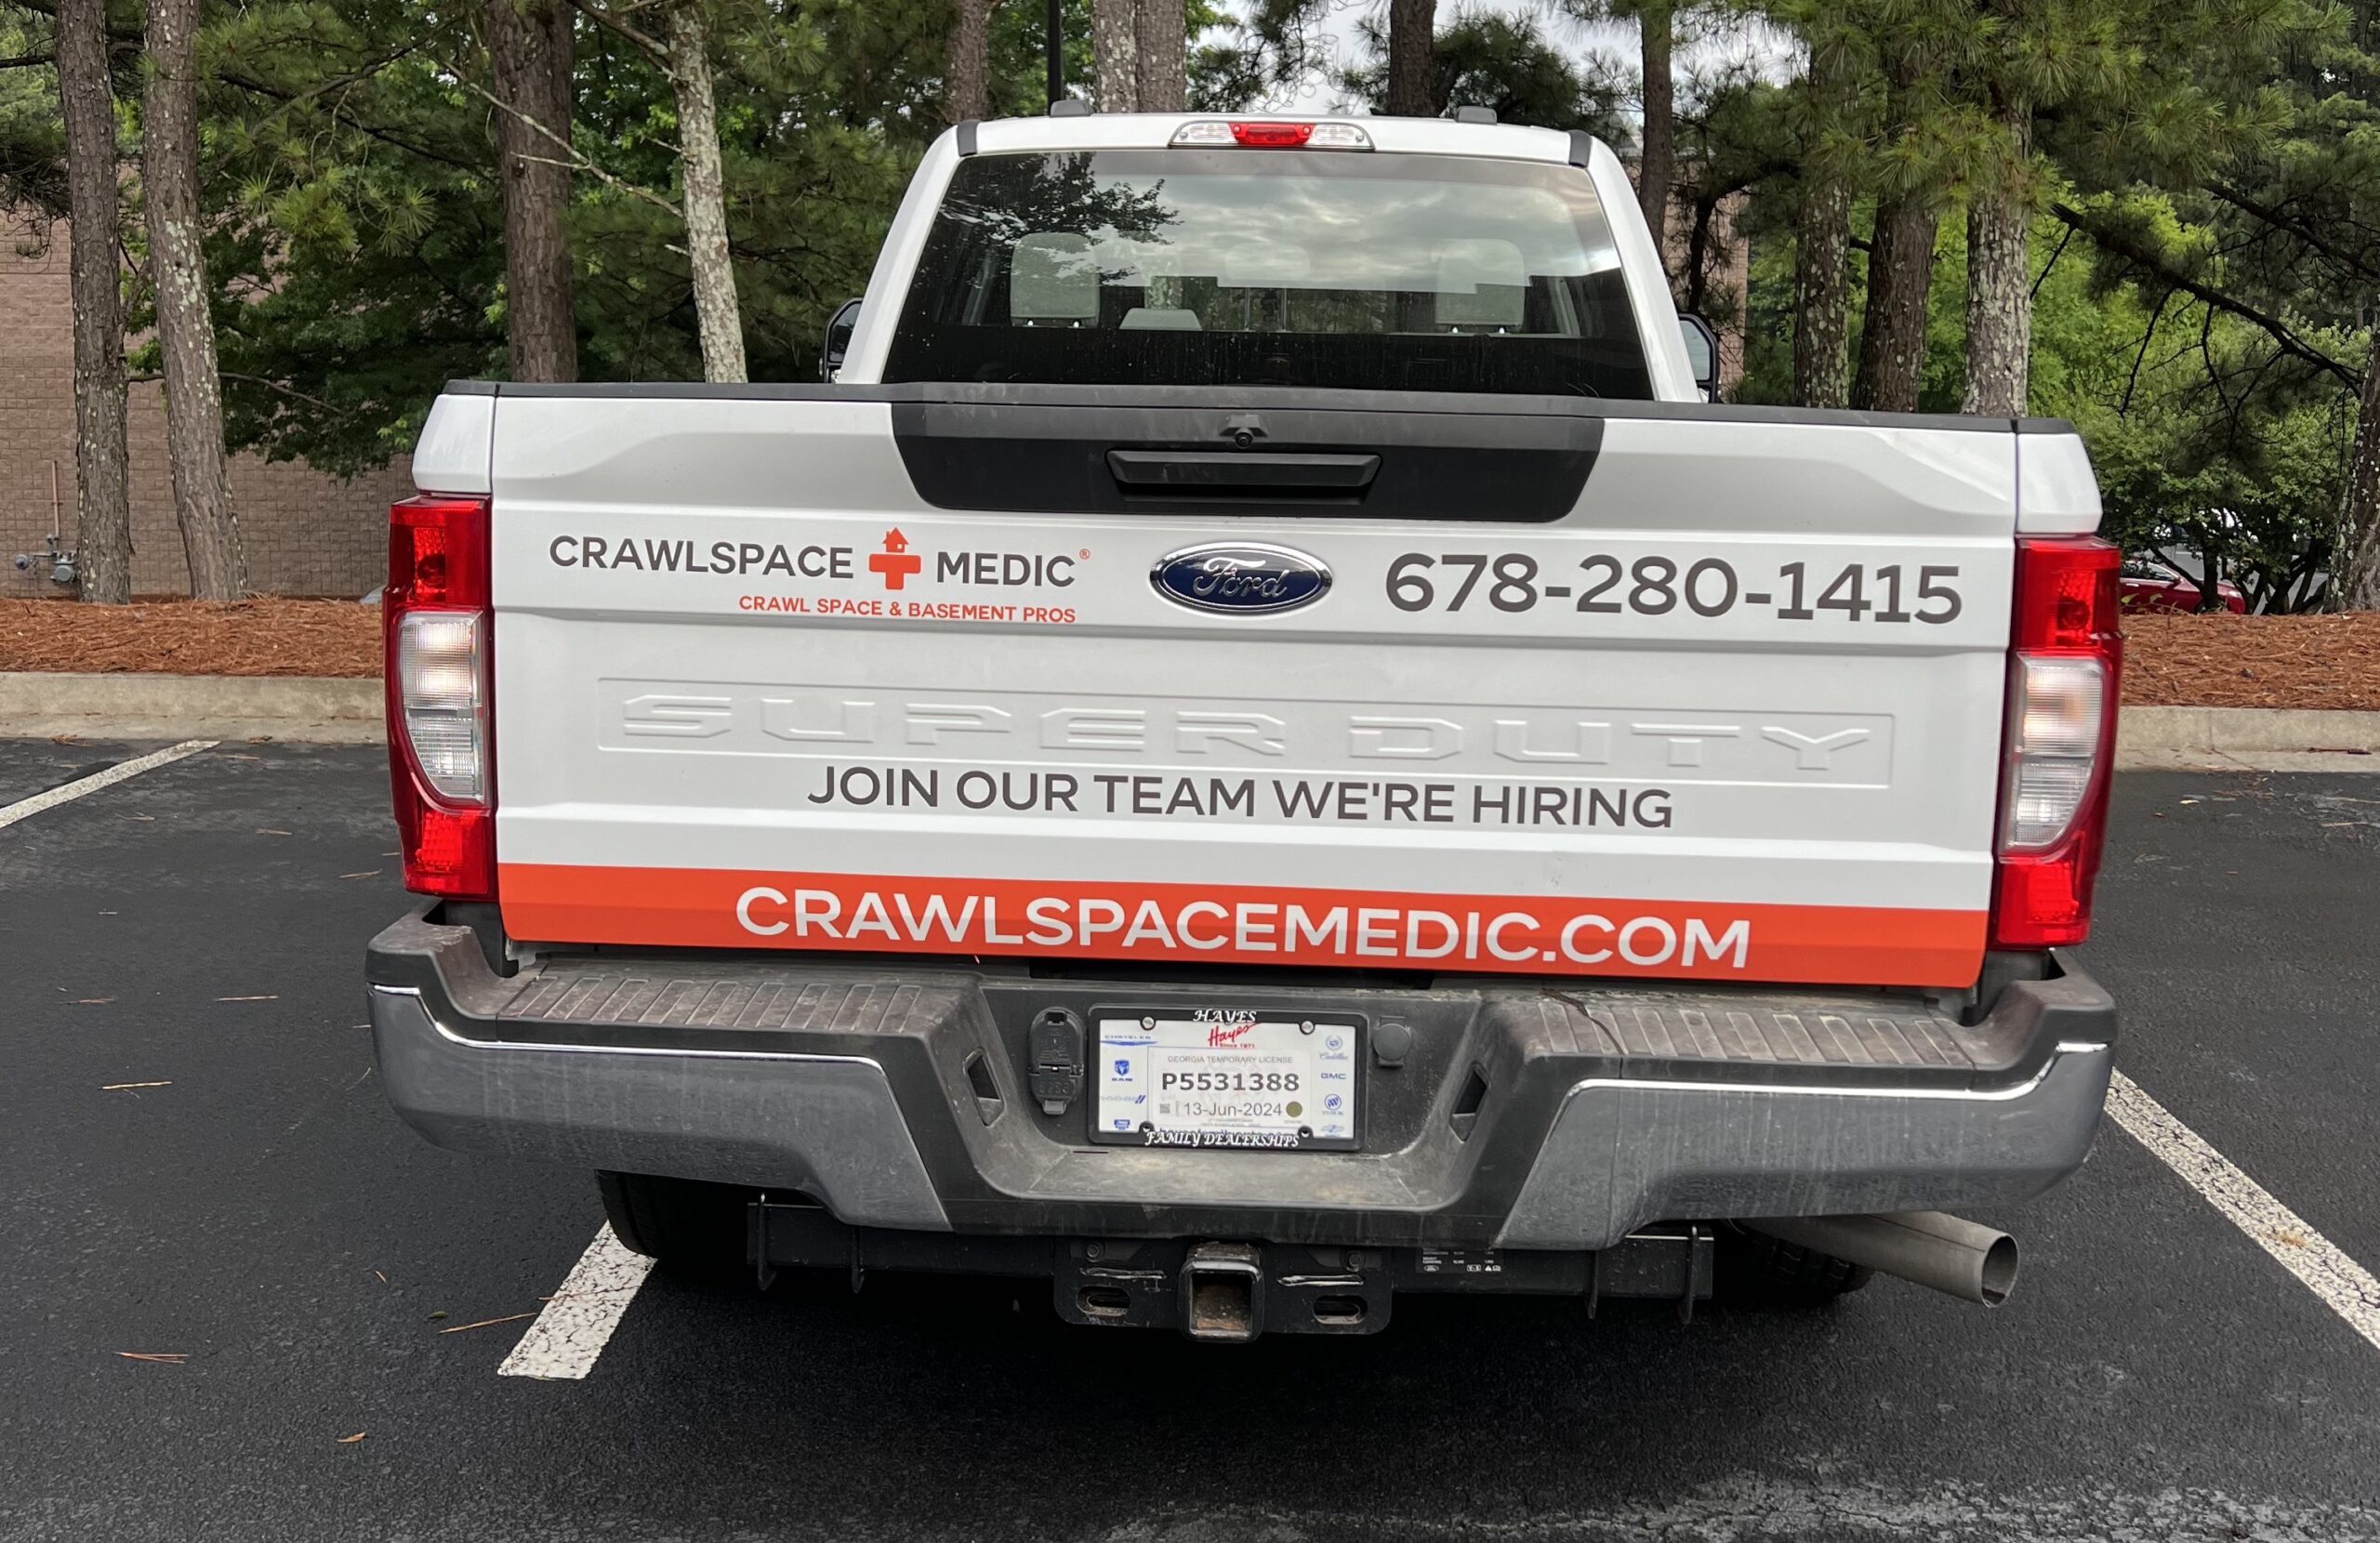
top-left (1152, 543), bottom-right (1331, 615)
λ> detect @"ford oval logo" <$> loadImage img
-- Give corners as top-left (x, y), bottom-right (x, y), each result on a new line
top-left (1151, 543), bottom-right (1331, 615)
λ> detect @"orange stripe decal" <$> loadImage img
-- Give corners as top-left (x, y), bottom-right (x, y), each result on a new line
top-left (500, 865), bottom-right (1987, 988)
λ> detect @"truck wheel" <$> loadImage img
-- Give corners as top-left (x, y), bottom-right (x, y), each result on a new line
top-left (1719, 1225), bottom-right (1873, 1303)
top-left (596, 1171), bottom-right (749, 1266)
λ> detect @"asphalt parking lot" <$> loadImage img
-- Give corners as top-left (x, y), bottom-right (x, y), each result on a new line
top-left (3, 738), bottom-right (2377, 1543)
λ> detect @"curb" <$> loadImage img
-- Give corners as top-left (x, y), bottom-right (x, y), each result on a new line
top-left (0, 674), bottom-right (2376, 766)
top-left (2114, 706), bottom-right (2380, 771)
top-left (0, 671), bottom-right (383, 744)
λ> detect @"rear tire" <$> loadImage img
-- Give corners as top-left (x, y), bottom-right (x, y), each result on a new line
top-left (1718, 1224), bottom-right (1873, 1304)
top-left (596, 1171), bottom-right (750, 1267)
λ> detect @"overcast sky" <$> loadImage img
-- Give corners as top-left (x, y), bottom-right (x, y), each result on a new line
top-left (1242, 1), bottom-right (1796, 116)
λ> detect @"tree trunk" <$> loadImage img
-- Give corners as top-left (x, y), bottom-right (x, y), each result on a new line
top-left (1791, 32), bottom-right (1852, 408)
top-left (1637, 1), bottom-right (1673, 281)
top-left (1136, 0), bottom-right (1186, 113)
top-left (2335, 343), bottom-right (2380, 611)
top-left (1384, 0), bottom-right (1434, 117)
top-left (59, 0), bottom-right (130, 604)
top-left (1851, 198), bottom-right (1937, 412)
top-left (141, 0), bottom-right (245, 600)
top-left (485, 0), bottom-right (577, 382)
top-left (1792, 177), bottom-right (1852, 408)
top-left (1682, 194), bottom-right (1713, 318)
top-left (1961, 102), bottom-right (2032, 416)
top-left (944, 0), bottom-right (993, 122)
top-left (1851, 38), bottom-right (1937, 414)
top-left (666, 2), bottom-right (745, 383)
top-left (1091, 0), bottom-right (1137, 112)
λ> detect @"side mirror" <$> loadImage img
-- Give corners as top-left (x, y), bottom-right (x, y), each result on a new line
top-left (821, 297), bottom-right (863, 382)
top-left (1678, 313), bottom-right (1720, 402)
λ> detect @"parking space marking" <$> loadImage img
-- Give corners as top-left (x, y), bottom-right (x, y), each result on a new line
top-left (2109, 1071), bottom-right (2380, 1352)
top-left (0, 739), bottom-right (217, 829)
top-left (496, 1224), bottom-right (655, 1380)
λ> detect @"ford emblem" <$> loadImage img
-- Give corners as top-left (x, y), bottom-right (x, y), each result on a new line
top-left (1151, 543), bottom-right (1331, 615)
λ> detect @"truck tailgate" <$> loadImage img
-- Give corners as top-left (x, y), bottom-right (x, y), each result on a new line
top-left (481, 388), bottom-right (2029, 989)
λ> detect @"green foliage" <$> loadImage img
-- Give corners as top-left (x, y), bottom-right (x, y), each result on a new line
top-left (103, 0), bottom-right (1265, 469)
top-left (0, 9), bottom-right (65, 225)
top-left (187, 2), bottom-right (506, 474)
top-left (1338, 10), bottom-right (1630, 136)
top-left (1742, 197), bottom-right (2348, 608)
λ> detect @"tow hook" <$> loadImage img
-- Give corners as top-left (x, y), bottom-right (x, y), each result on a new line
top-left (1181, 1241), bottom-right (1263, 1342)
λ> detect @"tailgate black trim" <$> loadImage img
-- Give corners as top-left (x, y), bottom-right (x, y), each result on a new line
top-left (891, 399), bottom-right (1602, 520)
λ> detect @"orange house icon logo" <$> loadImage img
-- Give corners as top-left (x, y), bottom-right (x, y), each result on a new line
top-left (868, 527), bottom-right (923, 590)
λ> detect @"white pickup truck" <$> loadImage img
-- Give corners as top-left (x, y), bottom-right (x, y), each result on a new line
top-left (366, 110), bottom-right (2121, 1337)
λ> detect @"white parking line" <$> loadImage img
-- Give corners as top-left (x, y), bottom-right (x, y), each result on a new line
top-left (497, 1224), bottom-right (656, 1380)
top-left (2109, 1071), bottom-right (2380, 1352)
top-left (0, 739), bottom-right (217, 830)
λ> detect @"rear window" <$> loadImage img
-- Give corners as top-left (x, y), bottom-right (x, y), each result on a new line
top-left (883, 149), bottom-right (1654, 398)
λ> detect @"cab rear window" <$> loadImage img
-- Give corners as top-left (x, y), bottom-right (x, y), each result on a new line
top-left (882, 149), bottom-right (1655, 398)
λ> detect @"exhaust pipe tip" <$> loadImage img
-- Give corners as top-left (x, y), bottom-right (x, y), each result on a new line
top-left (1975, 1231), bottom-right (2018, 1307)
top-left (1748, 1211), bottom-right (2020, 1308)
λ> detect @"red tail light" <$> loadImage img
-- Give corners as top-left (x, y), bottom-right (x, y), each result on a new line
top-left (1170, 120), bottom-right (1373, 150)
top-left (386, 494), bottom-right (496, 901)
top-left (1231, 121), bottom-right (1314, 148)
top-left (1990, 536), bottom-right (2122, 948)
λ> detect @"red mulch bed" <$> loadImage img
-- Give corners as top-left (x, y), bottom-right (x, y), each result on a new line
top-left (5, 598), bottom-right (2379, 709)
top-left (0, 598), bottom-right (382, 678)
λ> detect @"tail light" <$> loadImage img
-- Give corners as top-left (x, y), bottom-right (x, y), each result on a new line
top-left (1990, 536), bottom-right (2122, 948)
top-left (1170, 120), bottom-right (1372, 151)
top-left (385, 494), bottom-right (495, 900)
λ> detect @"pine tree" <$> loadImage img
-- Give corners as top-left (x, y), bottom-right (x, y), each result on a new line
top-left (568, 0), bottom-right (747, 383)
top-left (1852, 15), bottom-right (1950, 413)
top-left (143, 0), bottom-right (246, 599)
top-left (57, 0), bottom-right (130, 602)
top-left (1092, 0), bottom-right (1136, 109)
top-left (1384, 0), bottom-right (1432, 115)
top-left (1636, 1), bottom-right (1674, 265)
top-left (483, 0), bottom-right (576, 381)
top-left (945, 0), bottom-right (996, 120)
top-left (1138, 0), bottom-right (1186, 111)
top-left (1790, 18), bottom-right (1858, 408)
top-left (664, 2), bottom-right (743, 382)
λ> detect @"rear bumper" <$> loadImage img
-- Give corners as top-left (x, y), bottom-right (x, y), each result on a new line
top-left (366, 906), bottom-right (2115, 1250)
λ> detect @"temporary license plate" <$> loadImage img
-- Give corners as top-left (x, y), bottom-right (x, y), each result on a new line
top-left (1091, 1009), bottom-right (1361, 1150)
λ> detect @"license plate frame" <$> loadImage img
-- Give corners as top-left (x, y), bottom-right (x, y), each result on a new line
top-left (1089, 1009), bottom-right (1364, 1152)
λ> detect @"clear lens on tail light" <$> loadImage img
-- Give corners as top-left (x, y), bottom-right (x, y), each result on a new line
top-left (1170, 120), bottom-right (1236, 146)
top-left (397, 611), bottom-right (486, 803)
top-left (1304, 123), bottom-right (1373, 150)
top-left (2003, 656), bottom-right (2106, 850)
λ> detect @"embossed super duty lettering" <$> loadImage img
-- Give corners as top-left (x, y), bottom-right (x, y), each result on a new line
top-left (610, 686), bottom-right (1884, 779)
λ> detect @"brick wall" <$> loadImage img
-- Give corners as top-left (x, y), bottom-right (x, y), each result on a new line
top-left (0, 218), bottom-right (410, 600)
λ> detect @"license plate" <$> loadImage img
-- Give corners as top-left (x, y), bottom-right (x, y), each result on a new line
top-left (1091, 1010), bottom-right (1361, 1151)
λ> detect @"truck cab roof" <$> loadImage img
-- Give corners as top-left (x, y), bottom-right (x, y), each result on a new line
top-left (956, 111), bottom-right (1604, 168)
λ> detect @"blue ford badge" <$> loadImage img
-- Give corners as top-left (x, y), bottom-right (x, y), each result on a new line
top-left (1151, 543), bottom-right (1332, 614)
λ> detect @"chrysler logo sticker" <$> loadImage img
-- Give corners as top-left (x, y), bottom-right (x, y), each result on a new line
top-left (1151, 543), bottom-right (1331, 615)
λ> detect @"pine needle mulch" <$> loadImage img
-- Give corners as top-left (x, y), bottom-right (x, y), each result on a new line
top-left (2120, 612), bottom-right (2380, 712)
top-left (0, 599), bottom-right (382, 678)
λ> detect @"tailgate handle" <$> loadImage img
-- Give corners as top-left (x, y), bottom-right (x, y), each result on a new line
top-left (1106, 448), bottom-right (1380, 496)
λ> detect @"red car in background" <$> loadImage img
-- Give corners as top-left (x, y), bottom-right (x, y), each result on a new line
top-left (2120, 557), bottom-right (2248, 613)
